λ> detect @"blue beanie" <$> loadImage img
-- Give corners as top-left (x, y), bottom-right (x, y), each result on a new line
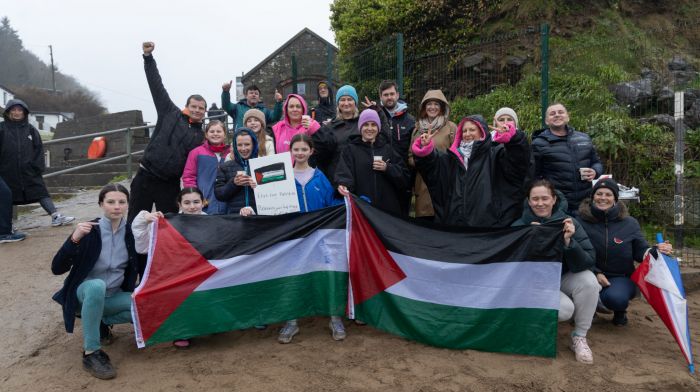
top-left (358, 109), bottom-right (381, 131)
top-left (336, 85), bottom-right (358, 105)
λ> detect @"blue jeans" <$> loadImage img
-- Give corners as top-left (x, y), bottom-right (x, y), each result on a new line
top-left (599, 276), bottom-right (637, 312)
top-left (0, 176), bottom-right (12, 235)
top-left (77, 279), bottom-right (132, 352)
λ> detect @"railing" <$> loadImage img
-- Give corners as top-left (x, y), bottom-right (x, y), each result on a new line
top-left (42, 113), bottom-right (230, 181)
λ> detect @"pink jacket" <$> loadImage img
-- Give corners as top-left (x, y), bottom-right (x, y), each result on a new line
top-left (182, 140), bottom-right (231, 187)
top-left (271, 93), bottom-right (321, 153)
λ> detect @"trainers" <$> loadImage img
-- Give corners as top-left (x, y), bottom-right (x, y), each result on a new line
top-left (329, 318), bottom-right (347, 341)
top-left (83, 349), bottom-right (116, 379)
top-left (254, 324), bottom-right (268, 330)
top-left (277, 322), bottom-right (299, 344)
top-left (51, 213), bottom-right (75, 227)
top-left (612, 311), bottom-right (628, 326)
top-left (0, 232), bottom-right (26, 243)
top-left (99, 322), bottom-right (114, 346)
top-left (570, 335), bottom-right (594, 364)
top-left (172, 339), bottom-right (191, 349)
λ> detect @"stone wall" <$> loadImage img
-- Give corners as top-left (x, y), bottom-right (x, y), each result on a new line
top-left (48, 110), bottom-right (146, 167)
top-left (242, 30), bottom-right (337, 110)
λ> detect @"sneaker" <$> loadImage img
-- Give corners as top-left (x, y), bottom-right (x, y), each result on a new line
top-left (173, 339), bottom-right (191, 349)
top-left (51, 213), bottom-right (75, 227)
top-left (254, 324), bottom-right (267, 330)
top-left (612, 311), bottom-right (628, 326)
top-left (570, 335), bottom-right (594, 364)
top-left (83, 349), bottom-right (116, 379)
top-left (0, 232), bottom-right (26, 243)
top-left (277, 322), bottom-right (299, 344)
top-left (329, 318), bottom-right (347, 341)
top-left (99, 322), bottom-right (114, 346)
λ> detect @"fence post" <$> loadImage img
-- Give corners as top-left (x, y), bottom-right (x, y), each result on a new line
top-left (126, 127), bottom-right (133, 180)
top-left (396, 33), bottom-right (404, 96)
top-left (326, 42), bottom-right (334, 86)
top-left (292, 53), bottom-right (298, 94)
top-left (674, 91), bottom-right (685, 252)
top-left (540, 23), bottom-right (550, 128)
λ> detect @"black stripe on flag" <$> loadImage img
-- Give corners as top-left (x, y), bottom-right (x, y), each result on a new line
top-left (165, 204), bottom-right (346, 260)
top-left (353, 197), bottom-right (563, 264)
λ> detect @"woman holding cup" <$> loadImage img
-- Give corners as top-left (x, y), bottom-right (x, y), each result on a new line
top-left (335, 108), bottom-right (409, 216)
top-left (271, 94), bottom-right (321, 153)
top-left (214, 128), bottom-right (259, 215)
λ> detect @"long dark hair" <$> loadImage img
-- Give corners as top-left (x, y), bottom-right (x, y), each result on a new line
top-left (98, 183), bottom-right (129, 204)
top-left (290, 133), bottom-right (314, 150)
top-left (526, 178), bottom-right (557, 199)
top-left (177, 187), bottom-right (204, 204)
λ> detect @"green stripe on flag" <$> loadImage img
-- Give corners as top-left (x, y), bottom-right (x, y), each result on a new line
top-left (355, 291), bottom-right (558, 357)
top-left (146, 271), bottom-right (348, 346)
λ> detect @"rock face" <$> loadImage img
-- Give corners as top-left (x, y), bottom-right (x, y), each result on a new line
top-left (611, 57), bottom-right (700, 130)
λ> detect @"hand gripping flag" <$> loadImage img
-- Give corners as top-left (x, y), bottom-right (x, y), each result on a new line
top-left (631, 247), bottom-right (695, 372)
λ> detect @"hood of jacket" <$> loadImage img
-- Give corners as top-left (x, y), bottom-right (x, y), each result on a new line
top-left (518, 189), bottom-right (569, 224)
top-left (317, 81), bottom-right (335, 105)
top-left (282, 93), bottom-right (309, 126)
top-left (2, 98), bottom-right (30, 122)
top-left (449, 115), bottom-right (490, 165)
top-left (419, 90), bottom-right (450, 119)
top-left (578, 198), bottom-right (628, 223)
top-left (231, 127), bottom-right (259, 165)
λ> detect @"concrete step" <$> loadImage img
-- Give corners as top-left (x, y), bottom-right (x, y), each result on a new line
top-left (44, 172), bottom-right (125, 188)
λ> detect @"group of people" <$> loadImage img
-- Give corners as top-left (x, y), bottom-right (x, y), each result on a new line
top-left (0, 42), bottom-right (672, 379)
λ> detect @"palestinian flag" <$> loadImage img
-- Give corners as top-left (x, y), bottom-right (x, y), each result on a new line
top-left (132, 205), bottom-right (348, 348)
top-left (347, 197), bottom-right (564, 357)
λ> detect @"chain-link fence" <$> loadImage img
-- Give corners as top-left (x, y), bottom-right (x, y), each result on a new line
top-left (336, 24), bottom-right (700, 266)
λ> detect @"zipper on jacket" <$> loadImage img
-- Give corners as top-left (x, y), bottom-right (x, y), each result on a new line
top-left (604, 215), bottom-right (609, 266)
top-left (302, 185), bottom-right (308, 212)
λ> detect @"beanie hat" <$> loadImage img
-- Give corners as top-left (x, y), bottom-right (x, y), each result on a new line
top-left (358, 109), bottom-right (381, 131)
top-left (243, 108), bottom-right (266, 129)
top-left (592, 178), bottom-right (619, 202)
top-left (494, 107), bottom-right (519, 129)
top-left (336, 85), bottom-right (358, 105)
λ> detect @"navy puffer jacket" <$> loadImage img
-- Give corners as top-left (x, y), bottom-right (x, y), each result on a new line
top-left (532, 125), bottom-right (603, 214)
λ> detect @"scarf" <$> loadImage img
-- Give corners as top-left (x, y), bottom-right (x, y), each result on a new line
top-left (208, 143), bottom-right (227, 153)
top-left (418, 115), bottom-right (446, 133)
top-left (458, 141), bottom-right (474, 170)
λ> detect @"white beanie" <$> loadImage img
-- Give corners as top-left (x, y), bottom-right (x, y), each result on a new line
top-left (494, 107), bottom-right (519, 128)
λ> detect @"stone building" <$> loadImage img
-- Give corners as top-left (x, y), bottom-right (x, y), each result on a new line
top-left (242, 28), bottom-right (339, 109)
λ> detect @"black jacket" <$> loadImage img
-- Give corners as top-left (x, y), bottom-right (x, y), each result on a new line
top-left (381, 102), bottom-right (415, 167)
top-left (214, 128), bottom-right (259, 215)
top-left (51, 220), bottom-right (139, 333)
top-left (140, 55), bottom-right (204, 182)
top-left (312, 116), bottom-right (359, 182)
top-left (578, 199), bottom-right (649, 277)
top-left (334, 132), bottom-right (409, 216)
top-left (311, 81), bottom-right (336, 124)
top-left (532, 126), bottom-right (603, 214)
top-left (414, 116), bottom-right (530, 228)
top-left (0, 104), bottom-right (50, 204)
top-left (512, 191), bottom-right (595, 275)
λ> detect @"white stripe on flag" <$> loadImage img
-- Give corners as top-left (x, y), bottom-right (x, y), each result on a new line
top-left (385, 252), bottom-right (562, 310)
top-left (196, 229), bottom-right (347, 291)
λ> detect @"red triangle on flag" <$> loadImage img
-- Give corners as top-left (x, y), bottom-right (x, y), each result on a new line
top-left (348, 198), bottom-right (407, 306)
top-left (133, 218), bottom-right (218, 343)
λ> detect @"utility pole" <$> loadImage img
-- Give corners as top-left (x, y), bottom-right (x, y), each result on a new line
top-left (49, 45), bottom-right (56, 93)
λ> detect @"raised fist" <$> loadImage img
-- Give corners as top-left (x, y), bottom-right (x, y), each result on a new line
top-left (222, 80), bottom-right (232, 92)
top-left (142, 42), bottom-right (155, 55)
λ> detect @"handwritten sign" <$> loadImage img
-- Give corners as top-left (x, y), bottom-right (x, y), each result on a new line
top-left (249, 153), bottom-right (300, 215)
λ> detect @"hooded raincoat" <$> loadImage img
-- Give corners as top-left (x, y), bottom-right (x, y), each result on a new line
top-left (311, 81), bottom-right (336, 124)
top-left (412, 115), bottom-right (529, 227)
top-left (271, 94), bottom-right (321, 153)
top-left (214, 128), bottom-right (259, 214)
top-left (0, 99), bottom-right (50, 203)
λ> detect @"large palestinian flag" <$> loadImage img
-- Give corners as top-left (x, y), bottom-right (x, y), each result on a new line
top-left (347, 197), bottom-right (564, 357)
top-left (132, 205), bottom-right (348, 348)
top-left (133, 197), bottom-right (563, 356)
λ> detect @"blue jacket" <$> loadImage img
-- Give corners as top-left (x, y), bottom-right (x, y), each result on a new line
top-left (295, 169), bottom-right (342, 212)
top-left (214, 128), bottom-right (259, 214)
top-left (221, 91), bottom-right (283, 129)
top-left (51, 219), bottom-right (138, 333)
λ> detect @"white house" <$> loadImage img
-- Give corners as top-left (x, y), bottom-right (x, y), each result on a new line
top-left (28, 111), bottom-right (74, 132)
top-left (0, 84), bottom-right (15, 112)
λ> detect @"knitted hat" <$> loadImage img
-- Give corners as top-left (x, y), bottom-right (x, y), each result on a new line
top-left (243, 108), bottom-right (266, 129)
top-left (336, 85), bottom-right (358, 105)
top-left (592, 178), bottom-right (619, 201)
top-left (358, 109), bottom-right (381, 131)
top-left (494, 107), bottom-right (519, 128)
